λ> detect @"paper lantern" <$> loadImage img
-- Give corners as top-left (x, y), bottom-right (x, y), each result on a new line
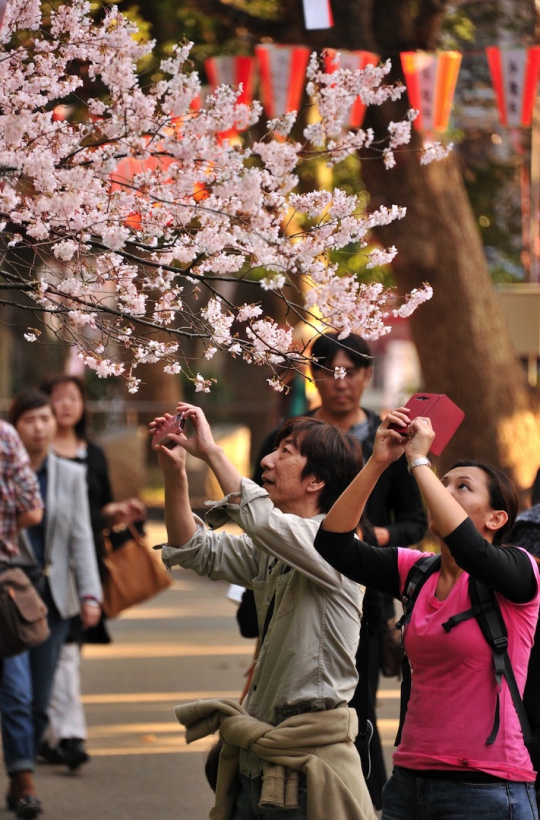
top-left (109, 141), bottom-right (213, 228)
top-left (400, 51), bottom-right (462, 132)
top-left (255, 44), bottom-right (311, 118)
top-left (109, 152), bottom-right (171, 230)
top-left (204, 57), bottom-right (256, 140)
top-left (204, 56), bottom-right (256, 107)
top-left (323, 49), bottom-right (379, 128)
top-left (486, 46), bottom-right (540, 127)
top-left (189, 85), bottom-right (211, 113)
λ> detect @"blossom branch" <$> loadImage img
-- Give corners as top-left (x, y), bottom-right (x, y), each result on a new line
top-left (0, 0), bottom-right (450, 391)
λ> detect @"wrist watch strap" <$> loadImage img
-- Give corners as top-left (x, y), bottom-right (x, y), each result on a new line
top-left (407, 457), bottom-right (432, 474)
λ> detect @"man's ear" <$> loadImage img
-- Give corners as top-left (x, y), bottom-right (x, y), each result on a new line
top-left (362, 367), bottom-right (373, 386)
top-left (306, 476), bottom-right (325, 495)
top-left (486, 509), bottom-right (509, 533)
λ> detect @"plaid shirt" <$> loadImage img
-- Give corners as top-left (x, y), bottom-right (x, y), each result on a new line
top-left (0, 420), bottom-right (43, 561)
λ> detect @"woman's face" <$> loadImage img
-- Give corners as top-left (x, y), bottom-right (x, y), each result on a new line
top-left (50, 381), bottom-right (84, 432)
top-left (431, 465), bottom-right (504, 540)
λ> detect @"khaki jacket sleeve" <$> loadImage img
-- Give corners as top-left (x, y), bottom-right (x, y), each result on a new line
top-left (204, 479), bottom-right (345, 592)
top-left (162, 516), bottom-right (261, 589)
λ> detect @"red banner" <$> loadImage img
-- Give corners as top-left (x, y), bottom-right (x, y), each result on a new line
top-left (323, 50), bottom-right (379, 128)
top-left (204, 56), bottom-right (256, 107)
top-left (486, 46), bottom-right (540, 127)
top-left (255, 44), bottom-right (311, 118)
top-left (400, 51), bottom-right (462, 133)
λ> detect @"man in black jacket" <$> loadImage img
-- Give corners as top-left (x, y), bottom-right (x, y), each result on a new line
top-left (254, 333), bottom-right (426, 549)
top-left (253, 332), bottom-right (427, 809)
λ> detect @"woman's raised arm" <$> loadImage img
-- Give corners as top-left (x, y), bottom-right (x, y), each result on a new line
top-left (321, 408), bottom-right (409, 533)
top-left (403, 417), bottom-right (468, 538)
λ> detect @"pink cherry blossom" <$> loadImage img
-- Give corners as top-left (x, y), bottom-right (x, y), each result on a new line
top-left (0, 0), bottom-right (448, 392)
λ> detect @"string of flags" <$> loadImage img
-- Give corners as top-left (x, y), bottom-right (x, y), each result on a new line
top-left (203, 44), bottom-right (540, 134)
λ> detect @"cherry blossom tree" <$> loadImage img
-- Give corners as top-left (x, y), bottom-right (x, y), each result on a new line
top-left (0, 0), bottom-right (451, 394)
top-left (144, 0), bottom-right (540, 494)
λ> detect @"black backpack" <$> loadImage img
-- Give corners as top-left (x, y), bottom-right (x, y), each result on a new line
top-left (394, 553), bottom-right (538, 768)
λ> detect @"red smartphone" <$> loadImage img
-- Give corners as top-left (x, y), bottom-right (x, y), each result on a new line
top-left (389, 393), bottom-right (465, 457)
top-left (152, 412), bottom-right (186, 449)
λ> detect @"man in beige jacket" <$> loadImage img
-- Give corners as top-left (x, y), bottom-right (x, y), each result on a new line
top-left (153, 403), bottom-right (377, 820)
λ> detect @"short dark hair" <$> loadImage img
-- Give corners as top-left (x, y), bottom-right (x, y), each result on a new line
top-left (40, 374), bottom-right (87, 438)
top-left (310, 332), bottom-right (372, 373)
top-left (274, 416), bottom-right (363, 513)
top-left (450, 459), bottom-right (519, 545)
top-left (8, 389), bottom-right (52, 428)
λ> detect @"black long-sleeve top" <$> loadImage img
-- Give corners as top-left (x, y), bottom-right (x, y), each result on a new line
top-left (314, 517), bottom-right (537, 604)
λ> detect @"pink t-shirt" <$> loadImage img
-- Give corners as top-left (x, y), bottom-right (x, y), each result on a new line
top-left (394, 548), bottom-right (540, 781)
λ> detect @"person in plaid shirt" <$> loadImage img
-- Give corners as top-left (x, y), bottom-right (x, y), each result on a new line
top-left (0, 419), bottom-right (43, 562)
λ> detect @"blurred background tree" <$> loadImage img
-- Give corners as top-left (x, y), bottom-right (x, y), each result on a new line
top-left (119, 0), bottom-right (540, 490)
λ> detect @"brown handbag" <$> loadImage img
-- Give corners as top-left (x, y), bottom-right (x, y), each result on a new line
top-left (101, 523), bottom-right (172, 618)
top-left (0, 566), bottom-right (50, 659)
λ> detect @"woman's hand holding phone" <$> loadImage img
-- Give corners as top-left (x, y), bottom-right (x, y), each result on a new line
top-left (372, 408), bottom-right (410, 466)
top-left (404, 417), bottom-right (436, 460)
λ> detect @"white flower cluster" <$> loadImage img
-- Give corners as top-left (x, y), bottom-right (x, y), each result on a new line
top-left (305, 53), bottom-right (405, 151)
top-left (201, 297), bottom-right (235, 346)
top-left (393, 285), bottom-right (434, 318)
top-left (420, 142), bottom-right (454, 165)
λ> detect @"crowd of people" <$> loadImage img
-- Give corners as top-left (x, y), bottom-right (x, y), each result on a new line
top-left (1, 330), bottom-right (540, 820)
top-left (0, 377), bottom-right (145, 819)
top-left (151, 331), bottom-right (540, 820)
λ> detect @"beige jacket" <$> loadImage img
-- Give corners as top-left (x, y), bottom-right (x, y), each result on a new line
top-left (175, 699), bottom-right (376, 820)
top-left (162, 479), bottom-right (363, 730)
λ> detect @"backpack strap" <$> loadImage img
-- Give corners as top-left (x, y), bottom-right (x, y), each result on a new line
top-left (395, 554), bottom-right (533, 749)
top-left (349, 608), bottom-right (373, 778)
top-left (396, 554), bottom-right (442, 631)
top-left (394, 554), bottom-right (441, 746)
top-left (442, 578), bottom-right (533, 747)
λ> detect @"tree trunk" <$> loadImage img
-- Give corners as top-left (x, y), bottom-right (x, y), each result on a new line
top-left (300, 0), bottom-right (540, 494)
top-left (354, 0), bottom-right (540, 493)
top-left (362, 145), bottom-right (540, 490)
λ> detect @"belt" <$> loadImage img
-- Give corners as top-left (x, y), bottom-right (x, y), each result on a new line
top-left (400, 767), bottom-right (505, 784)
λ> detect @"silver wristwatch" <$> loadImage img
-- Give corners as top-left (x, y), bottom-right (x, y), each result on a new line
top-left (407, 457), bottom-right (432, 474)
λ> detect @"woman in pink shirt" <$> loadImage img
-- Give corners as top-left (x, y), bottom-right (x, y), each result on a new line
top-left (314, 409), bottom-right (540, 820)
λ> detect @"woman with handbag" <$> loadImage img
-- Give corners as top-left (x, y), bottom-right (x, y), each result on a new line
top-left (1, 391), bottom-right (102, 819)
top-left (314, 408), bottom-right (540, 820)
top-left (38, 374), bottom-right (145, 771)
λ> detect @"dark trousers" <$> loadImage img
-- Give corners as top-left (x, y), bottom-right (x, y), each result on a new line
top-left (0, 590), bottom-right (70, 773)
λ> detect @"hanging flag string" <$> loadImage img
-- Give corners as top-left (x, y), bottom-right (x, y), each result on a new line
top-left (194, 43), bottom-right (540, 136)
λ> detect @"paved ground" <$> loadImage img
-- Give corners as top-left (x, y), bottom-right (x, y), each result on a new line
top-left (0, 521), bottom-right (400, 819)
